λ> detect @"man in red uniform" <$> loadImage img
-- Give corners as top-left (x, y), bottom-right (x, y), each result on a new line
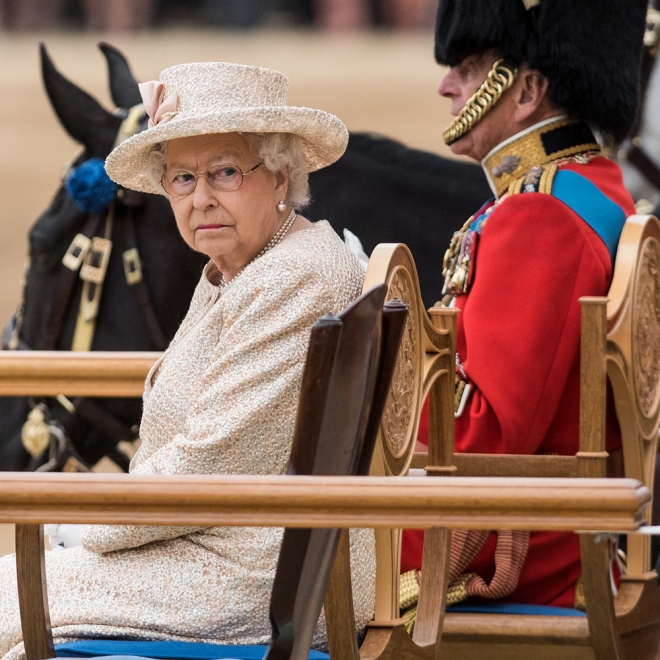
top-left (402, 0), bottom-right (647, 609)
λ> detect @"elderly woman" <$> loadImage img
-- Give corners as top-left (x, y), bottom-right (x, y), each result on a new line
top-left (0, 62), bottom-right (374, 657)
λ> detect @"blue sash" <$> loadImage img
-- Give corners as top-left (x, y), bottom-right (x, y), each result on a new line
top-left (551, 170), bottom-right (627, 263)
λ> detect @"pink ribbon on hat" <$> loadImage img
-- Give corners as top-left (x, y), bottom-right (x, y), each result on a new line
top-left (139, 81), bottom-right (179, 128)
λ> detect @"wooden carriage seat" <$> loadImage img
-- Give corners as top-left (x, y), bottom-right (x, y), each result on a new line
top-left (324, 242), bottom-right (460, 660)
top-left (324, 217), bottom-right (660, 660)
top-left (418, 214), bottom-right (660, 660)
top-left (15, 284), bottom-right (408, 660)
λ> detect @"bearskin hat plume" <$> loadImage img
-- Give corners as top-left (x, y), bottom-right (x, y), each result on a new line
top-left (435, 0), bottom-right (647, 143)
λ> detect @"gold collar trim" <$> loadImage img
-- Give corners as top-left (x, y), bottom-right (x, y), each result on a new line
top-left (482, 117), bottom-right (601, 197)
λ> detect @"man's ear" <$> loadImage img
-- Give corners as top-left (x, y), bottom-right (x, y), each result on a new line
top-left (513, 69), bottom-right (551, 123)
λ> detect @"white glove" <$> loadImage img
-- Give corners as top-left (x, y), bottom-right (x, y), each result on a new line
top-left (343, 228), bottom-right (369, 271)
top-left (44, 524), bottom-right (83, 552)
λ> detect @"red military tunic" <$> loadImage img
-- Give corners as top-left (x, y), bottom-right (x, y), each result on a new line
top-left (402, 144), bottom-right (635, 607)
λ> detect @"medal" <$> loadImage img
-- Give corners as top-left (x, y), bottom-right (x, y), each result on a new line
top-left (443, 217), bottom-right (473, 296)
top-left (443, 222), bottom-right (479, 297)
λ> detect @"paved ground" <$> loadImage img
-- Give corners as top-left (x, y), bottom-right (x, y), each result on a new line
top-left (0, 28), bottom-right (456, 556)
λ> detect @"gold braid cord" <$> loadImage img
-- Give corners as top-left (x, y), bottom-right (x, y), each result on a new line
top-left (443, 59), bottom-right (519, 146)
top-left (399, 569), bottom-right (420, 610)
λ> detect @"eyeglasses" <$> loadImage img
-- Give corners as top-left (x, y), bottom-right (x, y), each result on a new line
top-left (161, 161), bottom-right (263, 197)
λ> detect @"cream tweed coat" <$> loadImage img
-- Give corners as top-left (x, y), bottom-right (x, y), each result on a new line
top-left (0, 221), bottom-right (375, 658)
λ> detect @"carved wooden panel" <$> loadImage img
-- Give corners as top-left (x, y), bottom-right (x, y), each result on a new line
top-left (362, 243), bottom-right (445, 622)
top-left (363, 244), bottom-right (441, 478)
top-left (633, 236), bottom-right (660, 422)
top-left (606, 216), bottom-right (660, 574)
top-left (380, 266), bottom-right (421, 475)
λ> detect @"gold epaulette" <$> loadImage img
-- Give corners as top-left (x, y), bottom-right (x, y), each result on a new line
top-left (508, 163), bottom-right (558, 196)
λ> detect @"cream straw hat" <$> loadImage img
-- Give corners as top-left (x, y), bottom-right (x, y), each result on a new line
top-left (105, 61), bottom-right (349, 195)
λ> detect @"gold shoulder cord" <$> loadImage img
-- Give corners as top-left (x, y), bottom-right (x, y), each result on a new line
top-left (443, 59), bottom-right (519, 146)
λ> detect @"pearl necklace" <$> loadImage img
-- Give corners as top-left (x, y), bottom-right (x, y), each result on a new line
top-left (218, 208), bottom-right (297, 290)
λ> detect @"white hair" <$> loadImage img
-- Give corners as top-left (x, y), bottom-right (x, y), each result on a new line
top-left (146, 144), bottom-right (168, 192)
top-left (146, 132), bottom-right (311, 209)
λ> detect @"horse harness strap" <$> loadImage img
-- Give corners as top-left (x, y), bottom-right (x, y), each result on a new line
top-left (114, 103), bottom-right (145, 148)
top-left (56, 102), bottom-right (163, 353)
top-left (37, 200), bottom-right (165, 468)
top-left (113, 105), bottom-right (168, 351)
top-left (54, 203), bottom-right (165, 468)
top-left (40, 213), bottom-right (103, 350)
top-left (58, 201), bottom-right (168, 352)
top-left (22, 392), bottom-right (135, 471)
top-left (20, 207), bottom-right (127, 468)
top-left (123, 207), bottom-right (168, 351)
top-left (71, 205), bottom-right (115, 352)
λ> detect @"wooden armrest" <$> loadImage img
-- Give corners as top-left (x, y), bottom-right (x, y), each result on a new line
top-left (0, 473), bottom-right (650, 531)
top-left (0, 351), bottom-right (161, 397)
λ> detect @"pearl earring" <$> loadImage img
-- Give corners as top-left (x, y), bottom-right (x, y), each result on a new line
top-left (277, 201), bottom-right (286, 212)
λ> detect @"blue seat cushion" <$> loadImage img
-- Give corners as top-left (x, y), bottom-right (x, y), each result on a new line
top-left (446, 602), bottom-right (586, 617)
top-left (56, 606), bottom-right (583, 659)
top-left (56, 641), bottom-right (330, 660)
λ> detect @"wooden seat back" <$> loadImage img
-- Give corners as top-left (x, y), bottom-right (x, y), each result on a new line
top-left (360, 243), bottom-right (457, 636)
top-left (324, 242), bottom-right (468, 659)
top-left (602, 215), bottom-right (660, 574)
top-left (270, 283), bottom-right (407, 659)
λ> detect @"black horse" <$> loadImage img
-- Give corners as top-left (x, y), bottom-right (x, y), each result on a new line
top-left (0, 44), bottom-right (207, 472)
top-left (0, 43), bottom-right (490, 472)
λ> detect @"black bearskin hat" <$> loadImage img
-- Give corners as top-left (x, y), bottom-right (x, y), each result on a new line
top-left (434, 0), bottom-right (647, 142)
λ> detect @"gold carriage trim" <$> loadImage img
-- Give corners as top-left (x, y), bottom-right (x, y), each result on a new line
top-left (482, 117), bottom-right (601, 198)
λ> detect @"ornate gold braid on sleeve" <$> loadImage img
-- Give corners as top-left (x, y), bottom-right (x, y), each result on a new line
top-left (443, 59), bottom-right (519, 146)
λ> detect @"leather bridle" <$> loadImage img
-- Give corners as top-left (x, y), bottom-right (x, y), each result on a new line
top-left (4, 104), bottom-right (169, 472)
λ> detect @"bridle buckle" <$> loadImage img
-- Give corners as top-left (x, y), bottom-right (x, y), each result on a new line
top-left (123, 248), bottom-right (143, 285)
top-left (80, 237), bottom-right (112, 285)
top-left (62, 233), bottom-right (92, 272)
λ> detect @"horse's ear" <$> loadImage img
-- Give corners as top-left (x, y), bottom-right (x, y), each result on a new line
top-left (98, 42), bottom-right (142, 109)
top-left (40, 43), bottom-right (121, 160)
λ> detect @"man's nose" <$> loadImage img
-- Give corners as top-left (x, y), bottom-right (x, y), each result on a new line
top-left (437, 70), bottom-right (456, 98)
